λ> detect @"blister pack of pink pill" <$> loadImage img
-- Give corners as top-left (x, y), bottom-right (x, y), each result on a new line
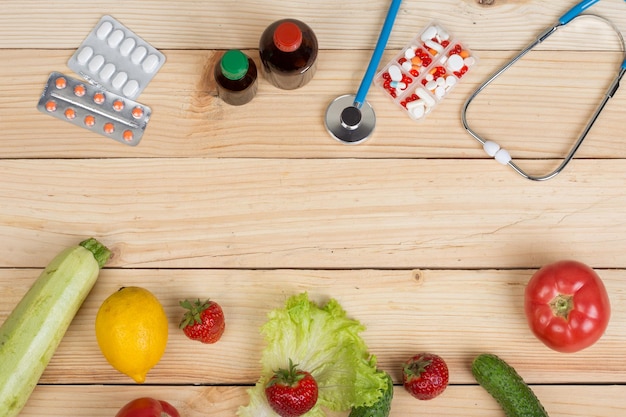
top-left (375, 22), bottom-right (477, 121)
top-left (37, 15), bottom-right (165, 146)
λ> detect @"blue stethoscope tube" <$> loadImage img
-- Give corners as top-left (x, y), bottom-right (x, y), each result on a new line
top-left (353, 0), bottom-right (403, 109)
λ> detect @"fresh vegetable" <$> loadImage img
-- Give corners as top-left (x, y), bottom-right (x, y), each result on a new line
top-left (0, 238), bottom-right (110, 417)
top-left (265, 359), bottom-right (319, 417)
top-left (402, 353), bottom-right (448, 400)
top-left (115, 397), bottom-right (180, 417)
top-left (472, 354), bottom-right (548, 417)
top-left (349, 371), bottom-right (393, 417)
top-left (237, 293), bottom-right (389, 417)
top-left (524, 260), bottom-right (611, 353)
top-left (96, 286), bottom-right (169, 383)
top-left (179, 298), bottom-right (225, 344)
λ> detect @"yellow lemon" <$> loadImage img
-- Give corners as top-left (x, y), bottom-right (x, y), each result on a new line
top-left (95, 286), bottom-right (168, 383)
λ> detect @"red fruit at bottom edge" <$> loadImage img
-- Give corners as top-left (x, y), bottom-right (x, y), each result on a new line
top-left (402, 353), bottom-right (449, 400)
top-left (265, 359), bottom-right (318, 417)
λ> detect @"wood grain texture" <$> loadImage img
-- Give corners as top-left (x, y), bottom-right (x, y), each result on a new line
top-left (2, 0), bottom-right (626, 415)
top-left (1, 159), bottom-right (626, 269)
top-left (18, 385), bottom-right (626, 417)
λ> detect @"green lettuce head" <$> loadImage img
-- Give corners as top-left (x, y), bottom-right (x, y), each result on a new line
top-left (238, 293), bottom-right (389, 417)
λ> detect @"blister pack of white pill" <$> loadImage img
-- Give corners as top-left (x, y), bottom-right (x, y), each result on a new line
top-left (68, 15), bottom-right (165, 99)
top-left (37, 72), bottom-right (151, 146)
top-left (375, 22), bottom-right (477, 121)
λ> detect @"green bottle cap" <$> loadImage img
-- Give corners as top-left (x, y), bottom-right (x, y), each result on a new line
top-left (220, 50), bottom-right (249, 81)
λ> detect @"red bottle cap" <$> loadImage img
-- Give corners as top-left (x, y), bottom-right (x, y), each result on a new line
top-left (273, 21), bottom-right (302, 52)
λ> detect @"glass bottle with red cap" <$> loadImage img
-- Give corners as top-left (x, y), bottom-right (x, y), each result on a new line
top-left (214, 49), bottom-right (258, 106)
top-left (259, 18), bottom-right (318, 90)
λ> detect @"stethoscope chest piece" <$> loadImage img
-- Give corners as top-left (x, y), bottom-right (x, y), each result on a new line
top-left (325, 94), bottom-right (376, 145)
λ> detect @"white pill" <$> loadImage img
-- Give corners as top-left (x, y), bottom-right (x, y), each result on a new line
top-left (404, 48), bottom-right (416, 59)
top-left (495, 148), bottom-right (512, 165)
top-left (123, 80), bottom-right (140, 97)
top-left (76, 46), bottom-right (94, 65)
top-left (401, 61), bottom-right (412, 72)
top-left (112, 71), bottom-right (128, 89)
top-left (407, 101), bottom-right (425, 119)
top-left (131, 46), bottom-right (147, 64)
top-left (436, 77), bottom-right (446, 87)
top-left (425, 80), bottom-right (437, 91)
top-left (421, 26), bottom-right (438, 42)
top-left (119, 37), bottom-right (136, 56)
top-left (445, 76), bottom-right (457, 88)
top-left (435, 25), bottom-right (449, 41)
top-left (464, 56), bottom-right (476, 67)
top-left (142, 54), bottom-right (160, 73)
top-left (99, 63), bottom-right (116, 80)
top-left (388, 65), bottom-right (402, 82)
top-left (483, 141), bottom-right (500, 157)
top-left (447, 54), bottom-right (465, 72)
top-left (391, 81), bottom-right (407, 90)
top-left (415, 88), bottom-right (436, 107)
top-left (425, 73), bottom-right (434, 82)
top-left (88, 55), bottom-right (105, 72)
top-left (96, 21), bottom-right (113, 39)
top-left (425, 40), bottom-right (444, 54)
top-left (435, 86), bottom-right (446, 98)
top-left (107, 29), bottom-right (125, 48)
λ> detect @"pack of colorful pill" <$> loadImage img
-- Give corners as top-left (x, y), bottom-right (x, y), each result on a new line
top-left (375, 22), bottom-right (477, 121)
top-left (37, 72), bottom-right (151, 146)
top-left (68, 15), bottom-right (165, 100)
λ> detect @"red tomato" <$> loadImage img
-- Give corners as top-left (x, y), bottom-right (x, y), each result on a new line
top-left (524, 260), bottom-right (611, 353)
top-left (115, 397), bottom-right (180, 417)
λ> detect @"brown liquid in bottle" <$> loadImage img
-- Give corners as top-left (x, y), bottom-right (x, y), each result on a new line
top-left (214, 50), bottom-right (258, 106)
top-left (259, 19), bottom-right (318, 90)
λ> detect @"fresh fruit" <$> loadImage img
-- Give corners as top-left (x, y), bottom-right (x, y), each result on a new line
top-left (95, 286), bottom-right (168, 383)
top-left (179, 298), bottom-right (225, 344)
top-left (349, 371), bottom-right (394, 417)
top-left (0, 238), bottom-right (110, 417)
top-left (265, 359), bottom-right (319, 417)
top-left (402, 353), bottom-right (449, 400)
top-left (524, 260), bottom-right (611, 353)
top-left (115, 397), bottom-right (180, 417)
top-left (472, 354), bottom-right (548, 417)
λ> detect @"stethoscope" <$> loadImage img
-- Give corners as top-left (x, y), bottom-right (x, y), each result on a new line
top-left (325, 0), bottom-right (402, 144)
top-left (462, 0), bottom-right (626, 181)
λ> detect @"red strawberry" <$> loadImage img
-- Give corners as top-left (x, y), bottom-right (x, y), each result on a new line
top-left (402, 353), bottom-right (449, 400)
top-left (179, 299), bottom-right (225, 344)
top-left (265, 359), bottom-right (318, 417)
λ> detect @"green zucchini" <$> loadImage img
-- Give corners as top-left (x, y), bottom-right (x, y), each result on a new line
top-left (472, 354), bottom-right (549, 417)
top-left (0, 238), bottom-right (111, 417)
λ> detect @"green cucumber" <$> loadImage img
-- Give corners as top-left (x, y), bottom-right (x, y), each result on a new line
top-left (349, 371), bottom-right (394, 417)
top-left (472, 354), bottom-right (549, 417)
top-left (0, 238), bottom-right (110, 417)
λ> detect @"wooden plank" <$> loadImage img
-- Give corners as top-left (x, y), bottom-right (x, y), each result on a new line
top-left (1, 0), bottom-right (625, 50)
top-left (2, 48), bottom-right (624, 158)
top-left (2, 268), bottom-right (624, 384)
top-left (1, 158), bottom-right (626, 269)
top-left (19, 384), bottom-right (626, 417)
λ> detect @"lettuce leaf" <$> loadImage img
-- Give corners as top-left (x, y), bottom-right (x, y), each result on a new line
top-left (238, 293), bottom-right (388, 417)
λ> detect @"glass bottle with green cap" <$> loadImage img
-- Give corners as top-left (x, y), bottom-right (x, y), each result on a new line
top-left (214, 49), bottom-right (258, 105)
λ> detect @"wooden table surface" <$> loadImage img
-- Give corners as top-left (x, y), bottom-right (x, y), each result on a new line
top-left (2, 0), bottom-right (626, 415)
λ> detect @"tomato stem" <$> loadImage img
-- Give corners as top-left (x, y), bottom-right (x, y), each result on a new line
top-left (549, 294), bottom-right (574, 320)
